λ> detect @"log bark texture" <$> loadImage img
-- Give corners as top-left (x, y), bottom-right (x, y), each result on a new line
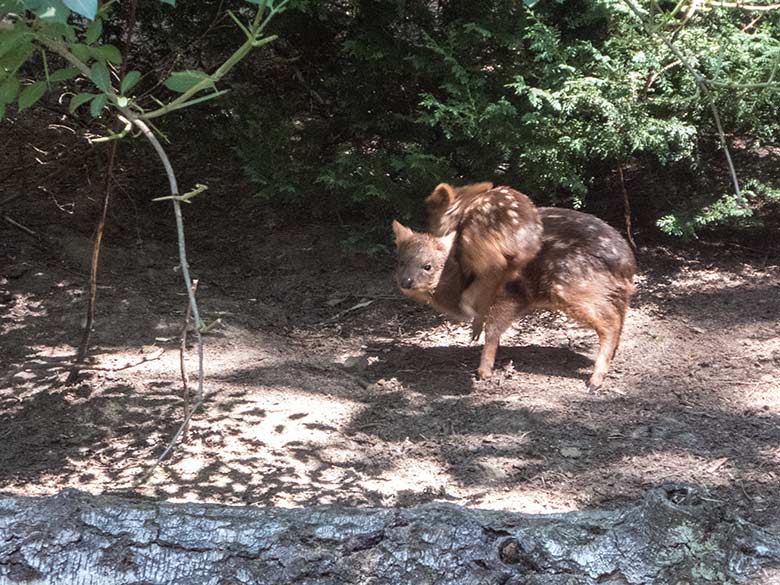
top-left (1, 484), bottom-right (778, 584)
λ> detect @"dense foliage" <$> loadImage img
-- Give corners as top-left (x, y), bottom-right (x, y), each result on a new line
top-left (3, 0), bottom-right (780, 238)
top-left (223, 0), bottom-right (780, 236)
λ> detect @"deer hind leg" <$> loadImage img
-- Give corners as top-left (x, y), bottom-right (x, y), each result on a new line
top-left (460, 269), bottom-right (504, 341)
top-left (585, 304), bottom-right (627, 391)
top-left (588, 315), bottom-right (623, 391)
top-left (477, 298), bottom-right (521, 380)
top-left (563, 291), bottom-right (628, 391)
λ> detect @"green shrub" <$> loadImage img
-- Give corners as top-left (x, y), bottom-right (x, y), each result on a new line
top-left (216, 0), bottom-right (780, 237)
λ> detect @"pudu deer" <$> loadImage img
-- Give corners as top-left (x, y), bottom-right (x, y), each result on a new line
top-left (392, 183), bottom-right (636, 390)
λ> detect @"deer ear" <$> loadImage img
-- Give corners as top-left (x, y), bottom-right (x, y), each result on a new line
top-left (457, 182), bottom-right (493, 197)
top-left (392, 220), bottom-right (413, 246)
top-left (425, 183), bottom-right (456, 209)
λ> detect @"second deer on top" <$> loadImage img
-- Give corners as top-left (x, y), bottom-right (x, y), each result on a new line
top-left (424, 182), bottom-right (543, 339)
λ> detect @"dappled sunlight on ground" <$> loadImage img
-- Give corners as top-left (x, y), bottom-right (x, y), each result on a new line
top-left (2, 220), bottom-right (779, 524)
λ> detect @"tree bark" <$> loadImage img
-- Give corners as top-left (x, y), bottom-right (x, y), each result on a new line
top-left (0, 484), bottom-right (778, 584)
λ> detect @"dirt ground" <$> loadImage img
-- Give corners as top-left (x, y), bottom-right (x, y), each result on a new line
top-left (1, 113), bottom-right (779, 528)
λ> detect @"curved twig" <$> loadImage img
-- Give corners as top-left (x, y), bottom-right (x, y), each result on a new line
top-left (128, 116), bottom-right (205, 406)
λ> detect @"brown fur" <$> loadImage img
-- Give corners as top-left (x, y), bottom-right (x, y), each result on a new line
top-left (425, 182), bottom-right (494, 235)
top-left (425, 183), bottom-right (543, 338)
top-left (392, 207), bottom-right (636, 390)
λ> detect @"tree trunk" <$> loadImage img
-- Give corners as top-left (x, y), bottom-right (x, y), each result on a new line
top-left (1, 484), bottom-right (778, 584)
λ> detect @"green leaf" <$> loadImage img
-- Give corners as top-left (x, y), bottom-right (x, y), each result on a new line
top-left (0, 102), bottom-right (5, 121)
top-left (38, 22), bottom-right (78, 43)
top-left (89, 61), bottom-right (111, 92)
top-left (85, 19), bottom-right (103, 45)
top-left (90, 44), bottom-right (122, 65)
top-left (69, 43), bottom-right (91, 62)
top-left (33, 0), bottom-right (70, 22)
top-left (0, 77), bottom-right (20, 104)
top-left (0, 42), bottom-right (34, 83)
top-left (68, 91), bottom-right (95, 113)
top-left (163, 70), bottom-right (213, 93)
top-left (63, 0), bottom-right (97, 19)
top-left (159, 0), bottom-right (175, 4)
top-left (0, 27), bottom-right (29, 60)
top-left (117, 95), bottom-right (128, 107)
top-left (49, 66), bottom-right (80, 82)
top-left (18, 80), bottom-right (46, 110)
top-left (120, 70), bottom-right (141, 94)
top-left (89, 92), bottom-right (107, 117)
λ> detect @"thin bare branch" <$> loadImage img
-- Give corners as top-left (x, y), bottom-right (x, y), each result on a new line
top-left (618, 166), bottom-right (637, 251)
top-left (127, 117), bottom-right (205, 406)
top-left (624, 0), bottom-right (746, 206)
top-left (130, 397), bottom-right (204, 488)
top-left (67, 0), bottom-right (138, 385)
top-left (3, 215), bottom-right (37, 237)
top-left (180, 279), bottom-right (199, 439)
top-left (643, 59), bottom-right (682, 97)
top-left (705, 0), bottom-right (780, 10)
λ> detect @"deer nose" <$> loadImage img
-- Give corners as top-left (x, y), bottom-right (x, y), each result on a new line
top-left (401, 277), bottom-right (413, 289)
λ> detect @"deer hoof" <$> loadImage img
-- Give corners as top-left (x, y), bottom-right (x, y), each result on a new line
top-left (586, 379), bottom-right (603, 393)
top-left (470, 319), bottom-right (484, 342)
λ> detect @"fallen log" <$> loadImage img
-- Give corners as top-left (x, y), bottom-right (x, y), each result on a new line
top-left (0, 483), bottom-right (778, 584)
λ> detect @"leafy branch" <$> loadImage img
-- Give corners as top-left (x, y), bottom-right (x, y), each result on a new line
top-left (142, 0), bottom-right (288, 120)
top-left (1, 0), bottom-right (289, 481)
top-left (623, 0), bottom-right (747, 205)
top-left (2, 0), bottom-right (288, 124)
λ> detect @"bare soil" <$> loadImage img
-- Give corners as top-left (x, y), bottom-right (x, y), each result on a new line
top-left (1, 112), bottom-right (779, 527)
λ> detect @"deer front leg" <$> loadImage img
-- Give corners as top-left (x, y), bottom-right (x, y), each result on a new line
top-left (461, 270), bottom-right (504, 342)
top-left (476, 299), bottom-right (520, 379)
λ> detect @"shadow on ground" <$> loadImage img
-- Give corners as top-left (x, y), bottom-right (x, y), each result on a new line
top-left (2, 207), bottom-right (779, 523)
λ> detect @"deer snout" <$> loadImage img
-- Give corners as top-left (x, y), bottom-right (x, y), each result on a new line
top-left (400, 276), bottom-right (414, 289)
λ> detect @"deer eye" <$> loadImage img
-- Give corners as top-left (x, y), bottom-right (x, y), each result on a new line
top-left (423, 263), bottom-right (432, 271)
